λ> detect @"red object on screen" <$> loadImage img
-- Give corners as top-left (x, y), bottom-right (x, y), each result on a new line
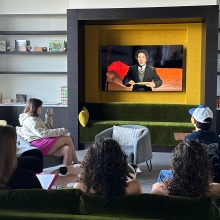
top-left (107, 61), bottom-right (130, 79)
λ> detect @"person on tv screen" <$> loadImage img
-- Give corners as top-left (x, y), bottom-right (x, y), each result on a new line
top-left (122, 49), bottom-right (162, 91)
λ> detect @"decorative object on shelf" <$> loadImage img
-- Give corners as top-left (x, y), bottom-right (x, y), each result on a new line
top-left (49, 40), bottom-right (66, 52)
top-left (16, 94), bottom-right (27, 103)
top-left (34, 47), bottom-right (43, 52)
top-left (27, 45), bottom-right (32, 52)
top-left (0, 40), bottom-right (6, 51)
top-left (15, 40), bottom-right (30, 52)
top-left (42, 47), bottom-right (47, 52)
top-left (60, 86), bottom-right (68, 105)
top-left (217, 96), bottom-right (220, 108)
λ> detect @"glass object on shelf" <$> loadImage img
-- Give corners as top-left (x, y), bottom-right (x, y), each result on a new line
top-left (61, 86), bottom-right (68, 105)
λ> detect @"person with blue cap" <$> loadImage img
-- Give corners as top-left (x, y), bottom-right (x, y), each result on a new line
top-left (183, 105), bottom-right (220, 183)
top-left (155, 105), bottom-right (220, 184)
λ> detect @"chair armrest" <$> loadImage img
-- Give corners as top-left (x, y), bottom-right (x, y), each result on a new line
top-left (133, 128), bottom-right (152, 164)
top-left (95, 127), bottom-right (113, 140)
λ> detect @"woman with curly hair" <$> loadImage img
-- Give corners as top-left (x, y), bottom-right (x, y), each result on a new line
top-left (151, 140), bottom-right (220, 196)
top-left (73, 137), bottom-right (142, 197)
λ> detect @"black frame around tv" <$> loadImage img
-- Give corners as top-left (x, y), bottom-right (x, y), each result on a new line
top-left (100, 45), bottom-right (184, 92)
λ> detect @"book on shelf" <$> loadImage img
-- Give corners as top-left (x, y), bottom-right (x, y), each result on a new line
top-left (16, 94), bottom-right (27, 103)
top-left (15, 40), bottom-right (30, 52)
top-left (49, 40), bottom-right (66, 52)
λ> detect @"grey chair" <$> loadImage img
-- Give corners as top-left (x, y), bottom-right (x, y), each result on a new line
top-left (95, 125), bottom-right (152, 171)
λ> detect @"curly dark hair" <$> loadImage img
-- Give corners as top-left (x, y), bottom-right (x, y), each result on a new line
top-left (165, 140), bottom-right (213, 197)
top-left (135, 49), bottom-right (149, 60)
top-left (80, 137), bottom-right (128, 197)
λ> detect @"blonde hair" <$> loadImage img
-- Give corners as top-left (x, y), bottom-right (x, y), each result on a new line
top-left (0, 125), bottom-right (17, 188)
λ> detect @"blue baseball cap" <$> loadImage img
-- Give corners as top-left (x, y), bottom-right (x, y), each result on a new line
top-left (188, 105), bottom-right (213, 123)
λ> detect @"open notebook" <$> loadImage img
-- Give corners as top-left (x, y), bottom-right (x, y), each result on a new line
top-left (36, 173), bottom-right (58, 189)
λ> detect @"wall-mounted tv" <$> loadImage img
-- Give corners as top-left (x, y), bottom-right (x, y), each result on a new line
top-left (101, 45), bottom-right (184, 92)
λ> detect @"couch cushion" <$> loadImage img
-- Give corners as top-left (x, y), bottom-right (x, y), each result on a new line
top-left (78, 106), bottom-right (89, 127)
top-left (86, 103), bottom-right (195, 122)
top-left (112, 125), bottom-right (144, 147)
top-left (80, 193), bottom-right (218, 220)
top-left (79, 120), bottom-right (193, 146)
top-left (0, 189), bottom-right (82, 214)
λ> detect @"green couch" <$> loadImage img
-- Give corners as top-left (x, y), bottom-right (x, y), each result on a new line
top-left (0, 188), bottom-right (220, 220)
top-left (79, 103), bottom-right (194, 147)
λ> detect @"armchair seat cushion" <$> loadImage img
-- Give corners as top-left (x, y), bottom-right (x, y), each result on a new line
top-left (112, 125), bottom-right (144, 147)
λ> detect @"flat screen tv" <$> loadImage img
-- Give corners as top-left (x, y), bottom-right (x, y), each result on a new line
top-left (100, 45), bottom-right (184, 92)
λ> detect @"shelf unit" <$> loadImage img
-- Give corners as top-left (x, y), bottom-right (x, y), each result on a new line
top-left (0, 14), bottom-right (67, 107)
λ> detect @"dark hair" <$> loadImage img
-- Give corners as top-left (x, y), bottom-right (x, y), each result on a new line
top-left (80, 137), bottom-right (128, 197)
top-left (0, 125), bottom-right (17, 188)
top-left (165, 140), bottom-right (212, 197)
top-left (196, 117), bottom-right (212, 130)
top-left (24, 98), bottom-right (43, 117)
top-left (135, 49), bottom-right (149, 60)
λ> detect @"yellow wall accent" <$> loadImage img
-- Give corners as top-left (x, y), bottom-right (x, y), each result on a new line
top-left (85, 23), bottom-right (204, 104)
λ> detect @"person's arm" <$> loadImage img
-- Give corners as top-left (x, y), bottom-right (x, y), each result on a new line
top-left (151, 68), bottom-right (162, 88)
top-left (126, 179), bottom-right (142, 195)
top-left (209, 183), bottom-right (220, 195)
top-left (151, 182), bottom-right (169, 195)
top-left (122, 67), bottom-right (134, 87)
top-left (24, 117), bottom-right (66, 138)
top-left (45, 108), bottom-right (53, 129)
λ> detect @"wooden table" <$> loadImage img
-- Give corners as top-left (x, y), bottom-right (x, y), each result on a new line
top-left (51, 165), bottom-right (81, 188)
top-left (173, 132), bottom-right (190, 141)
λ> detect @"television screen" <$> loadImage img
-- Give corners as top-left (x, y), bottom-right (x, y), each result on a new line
top-left (100, 45), bottom-right (184, 92)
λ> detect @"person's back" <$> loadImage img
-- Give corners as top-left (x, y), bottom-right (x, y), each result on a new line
top-left (184, 105), bottom-right (220, 183)
top-left (8, 167), bottom-right (42, 189)
top-left (184, 130), bottom-right (220, 182)
top-left (74, 137), bottom-right (142, 196)
top-left (0, 125), bottom-right (42, 189)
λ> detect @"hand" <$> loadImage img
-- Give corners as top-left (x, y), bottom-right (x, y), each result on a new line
top-left (145, 81), bottom-right (155, 88)
top-left (128, 80), bottom-right (136, 85)
top-left (63, 128), bottom-right (68, 134)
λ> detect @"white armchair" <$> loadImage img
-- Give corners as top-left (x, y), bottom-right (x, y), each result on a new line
top-left (95, 125), bottom-right (152, 171)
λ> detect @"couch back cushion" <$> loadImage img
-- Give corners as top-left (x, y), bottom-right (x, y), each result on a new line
top-left (0, 189), bottom-right (82, 214)
top-left (80, 193), bottom-right (218, 220)
top-left (86, 103), bottom-right (195, 122)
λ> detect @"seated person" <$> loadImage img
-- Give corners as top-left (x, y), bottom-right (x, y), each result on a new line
top-left (0, 125), bottom-right (42, 189)
top-left (17, 98), bottom-right (79, 167)
top-left (183, 105), bottom-right (220, 183)
top-left (157, 105), bottom-right (220, 184)
top-left (151, 140), bottom-right (220, 196)
top-left (74, 137), bottom-right (142, 197)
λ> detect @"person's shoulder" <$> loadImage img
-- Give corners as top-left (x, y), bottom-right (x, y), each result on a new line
top-left (14, 167), bottom-right (35, 176)
top-left (146, 65), bottom-right (156, 70)
top-left (126, 179), bottom-right (142, 195)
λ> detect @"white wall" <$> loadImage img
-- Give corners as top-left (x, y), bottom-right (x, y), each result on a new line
top-left (0, 0), bottom-right (68, 14)
top-left (0, 74), bottom-right (67, 103)
top-left (68, 0), bottom-right (218, 9)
